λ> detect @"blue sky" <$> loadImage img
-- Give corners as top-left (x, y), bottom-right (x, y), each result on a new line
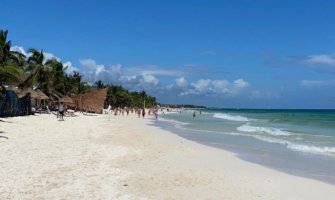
top-left (2, 0), bottom-right (335, 108)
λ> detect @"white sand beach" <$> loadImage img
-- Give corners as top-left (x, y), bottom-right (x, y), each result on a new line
top-left (1, 113), bottom-right (335, 199)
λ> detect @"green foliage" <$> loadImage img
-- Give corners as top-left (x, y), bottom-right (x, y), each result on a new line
top-left (105, 84), bottom-right (157, 108)
top-left (0, 64), bottom-right (21, 83)
top-left (0, 29), bottom-right (158, 107)
top-left (0, 30), bottom-right (11, 66)
top-left (21, 49), bottom-right (49, 90)
top-left (0, 30), bottom-right (24, 85)
top-left (94, 80), bottom-right (106, 89)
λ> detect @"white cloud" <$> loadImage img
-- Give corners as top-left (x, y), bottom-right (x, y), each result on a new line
top-left (212, 80), bottom-right (230, 93)
top-left (63, 61), bottom-right (80, 74)
top-left (142, 74), bottom-right (159, 86)
top-left (77, 59), bottom-right (251, 96)
top-left (300, 80), bottom-right (335, 87)
top-left (142, 69), bottom-right (182, 76)
top-left (305, 54), bottom-right (335, 66)
top-left (95, 64), bottom-right (106, 75)
top-left (175, 77), bottom-right (188, 88)
top-left (80, 59), bottom-right (100, 69)
top-left (44, 52), bottom-right (61, 62)
top-left (80, 59), bottom-right (118, 81)
top-left (10, 46), bottom-right (27, 56)
top-left (179, 78), bottom-right (249, 97)
top-left (124, 65), bottom-right (183, 77)
top-left (281, 54), bottom-right (335, 73)
top-left (79, 59), bottom-right (162, 90)
top-left (234, 78), bottom-right (249, 88)
top-left (193, 79), bottom-right (211, 92)
top-left (119, 74), bottom-right (159, 90)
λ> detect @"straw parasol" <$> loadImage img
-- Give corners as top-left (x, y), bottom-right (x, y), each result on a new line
top-left (33, 89), bottom-right (49, 100)
top-left (48, 93), bottom-right (62, 102)
top-left (59, 96), bottom-right (73, 103)
top-left (13, 88), bottom-right (50, 100)
top-left (14, 88), bottom-right (37, 99)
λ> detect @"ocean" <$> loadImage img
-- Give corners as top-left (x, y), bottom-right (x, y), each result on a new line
top-left (155, 108), bottom-right (335, 184)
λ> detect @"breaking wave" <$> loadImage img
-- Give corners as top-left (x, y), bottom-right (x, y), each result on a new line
top-left (286, 143), bottom-right (335, 155)
top-left (237, 124), bottom-right (291, 136)
top-left (213, 113), bottom-right (249, 122)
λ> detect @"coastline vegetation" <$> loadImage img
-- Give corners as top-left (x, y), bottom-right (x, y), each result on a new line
top-left (0, 29), bottom-right (157, 109)
top-left (159, 103), bottom-right (206, 109)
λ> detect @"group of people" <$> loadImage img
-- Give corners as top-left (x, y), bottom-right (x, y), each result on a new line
top-left (55, 104), bottom-right (204, 121)
top-left (57, 103), bottom-right (202, 121)
top-left (55, 102), bottom-right (161, 121)
top-left (106, 106), bottom-right (159, 119)
top-left (192, 110), bottom-right (201, 118)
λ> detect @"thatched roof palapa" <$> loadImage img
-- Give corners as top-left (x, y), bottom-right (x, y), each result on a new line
top-left (13, 88), bottom-right (49, 100)
top-left (48, 93), bottom-right (62, 102)
top-left (59, 96), bottom-right (73, 103)
top-left (34, 89), bottom-right (49, 100)
top-left (67, 88), bottom-right (108, 114)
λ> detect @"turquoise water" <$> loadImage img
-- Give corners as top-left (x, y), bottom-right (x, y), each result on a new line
top-left (156, 108), bottom-right (335, 184)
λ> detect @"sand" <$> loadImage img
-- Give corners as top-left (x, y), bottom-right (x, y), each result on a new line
top-left (0, 113), bottom-right (334, 199)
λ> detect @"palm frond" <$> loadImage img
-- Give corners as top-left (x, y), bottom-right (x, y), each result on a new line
top-left (0, 64), bottom-right (22, 83)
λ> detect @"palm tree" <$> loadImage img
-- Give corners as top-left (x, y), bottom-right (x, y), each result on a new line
top-left (0, 30), bottom-right (15, 66)
top-left (140, 91), bottom-right (147, 108)
top-left (73, 71), bottom-right (83, 94)
top-left (64, 72), bottom-right (81, 95)
top-left (0, 30), bottom-right (23, 88)
top-left (1, 29), bottom-right (159, 112)
top-left (20, 49), bottom-right (49, 90)
top-left (45, 59), bottom-right (67, 95)
top-left (94, 80), bottom-right (105, 89)
top-left (0, 65), bottom-right (21, 86)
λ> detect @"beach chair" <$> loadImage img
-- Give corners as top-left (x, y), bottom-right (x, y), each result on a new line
top-left (66, 109), bottom-right (76, 117)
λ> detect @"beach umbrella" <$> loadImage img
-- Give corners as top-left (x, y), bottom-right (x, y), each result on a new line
top-left (34, 89), bottom-right (49, 100)
top-left (14, 88), bottom-right (38, 98)
top-left (48, 93), bottom-right (62, 102)
top-left (59, 96), bottom-right (73, 103)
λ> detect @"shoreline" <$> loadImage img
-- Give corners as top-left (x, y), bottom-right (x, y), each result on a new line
top-left (1, 113), bottom-right (335, 199)
top-left (155, 116), bottom-right (335, 185)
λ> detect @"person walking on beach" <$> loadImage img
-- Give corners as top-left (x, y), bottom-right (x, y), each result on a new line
top-left (142, 108), bottom-right (146, 118)
top-left (59, 102), bottom-right (65, 120)
top-left (55, 104), bottom-right (59, 118)
top-left (137, 109), bottom-right (141, 118)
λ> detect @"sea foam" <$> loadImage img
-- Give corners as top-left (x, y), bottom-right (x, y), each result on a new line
top-left (237, 124), bottom-right (291, 136)
top-left (286, 143), bottom-right (335, 155)
top-left (158, 118), bottom-right (189, 127)
top-left (250, 135), bottom-right (335, 156)
top-left (213, 113), bottom-right (249, 122)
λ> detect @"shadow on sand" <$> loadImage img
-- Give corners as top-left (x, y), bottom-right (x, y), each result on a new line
top-left (0, 131), bottom-right (8, 139)
top-left (0, 119), bottom-right (13, 123)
